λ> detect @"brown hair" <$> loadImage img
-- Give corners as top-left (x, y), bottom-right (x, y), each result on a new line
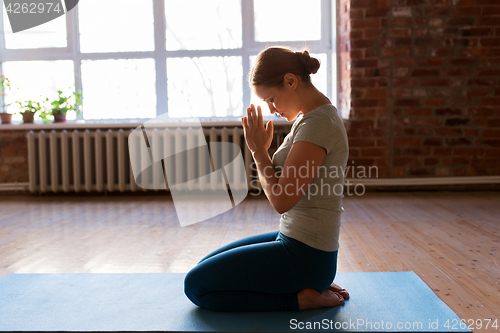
top-left (249, 47), bottom-right (320, 88)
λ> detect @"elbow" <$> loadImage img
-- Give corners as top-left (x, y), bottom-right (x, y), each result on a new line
top-left (269, 184), bottom-right (298, 215)
top-left (273, 197), bottom-right (294, 215)
top-left (276, 207), bottom-right (287, 215)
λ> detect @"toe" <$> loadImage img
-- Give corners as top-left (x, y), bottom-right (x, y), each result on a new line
top-left (334, 292), bottom-right (345, 305)
top-left (330, 283), bottom-right (341, 291)
top-left (340, 290), bottom-right (350, 300)
top-left (328, 284), bottom-right (341, 293)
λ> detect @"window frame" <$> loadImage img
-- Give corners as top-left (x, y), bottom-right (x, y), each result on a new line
top-left (0, 0), bottom-right (337, 122)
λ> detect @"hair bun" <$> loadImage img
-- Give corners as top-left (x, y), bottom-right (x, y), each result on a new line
top-left (295, 50), bottom-right (320, 75)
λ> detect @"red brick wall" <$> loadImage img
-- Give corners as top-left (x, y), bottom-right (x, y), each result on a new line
top-left (0, 130), bottom-right (28, 183)
top-left (339, 0), bottom-right (500, 179)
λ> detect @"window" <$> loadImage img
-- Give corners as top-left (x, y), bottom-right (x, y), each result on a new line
top-left (0, 0), bottom-right (337, 121)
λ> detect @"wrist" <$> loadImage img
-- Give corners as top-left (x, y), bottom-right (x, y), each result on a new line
top-left (251, 148), bottom-right (268, 157)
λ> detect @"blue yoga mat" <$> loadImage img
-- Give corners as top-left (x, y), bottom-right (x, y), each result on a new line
top-left (0, 272), bottom-right (470, 332)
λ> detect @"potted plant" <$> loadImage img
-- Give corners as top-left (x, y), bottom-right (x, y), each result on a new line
top-left (40, 90), bottom-right (82, 123)
top-left (16, 98), bottom-right (47, 124)
top-left (0, 73), bottom-right (13, 124)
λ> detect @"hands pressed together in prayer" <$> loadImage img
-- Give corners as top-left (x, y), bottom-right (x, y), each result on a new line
top-left (241, 104), bottom-right (274, 154)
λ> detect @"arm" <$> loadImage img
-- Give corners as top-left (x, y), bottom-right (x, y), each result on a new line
top-left (252, 142), bottom-right (326, 214)
top-left (242, 105), bottom-right (326, 214)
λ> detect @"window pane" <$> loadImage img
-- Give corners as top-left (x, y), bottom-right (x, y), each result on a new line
top-left (165, 0), bottom-right (241, 50)
top-left (254, 0), bottom-right (321, 42)
top-left (79, 0), bottom-right (154, 53)
top-left (311, 53), bottom-right (327, 96)
top-left (81, 59), bottom-right (156, 119)
top-left (249, 53), bottom-right (327, 117)
top-left (167, 57), bottom-right (242, 117)
top-left (2, 8), bottom-right (67, 49)
top-left (2, 61), bottom-right (74, 121)
top-left (331, 52), bottom-right (341, 117)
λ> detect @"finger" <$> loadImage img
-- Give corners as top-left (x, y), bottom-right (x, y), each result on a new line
top-left (244, 116), bottom-right (251, 130)
top-left (241, 117), bottom-right (247, 131)
top-left (257, 105), bottom-right (263, 128)
top-left (247, 107), bottom-right (252, 126)
top-left (266, 120), bottom-right (274, 137)
top-left (250, 104), bottom-right (257, 127)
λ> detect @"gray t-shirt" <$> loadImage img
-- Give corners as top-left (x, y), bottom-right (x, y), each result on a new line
top-left (272, 104), bottom-right (349, 252)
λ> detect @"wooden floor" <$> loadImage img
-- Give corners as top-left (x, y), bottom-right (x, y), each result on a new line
top-left (0, 190), bottom-right (499, 330)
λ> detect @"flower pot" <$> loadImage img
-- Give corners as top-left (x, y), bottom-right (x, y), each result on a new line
top-left (0, 113), bottom-right (13, 124)
top-left (53, 112), bottom-right (66, 123)
top-left (22, 111), bottom-right (35, 124)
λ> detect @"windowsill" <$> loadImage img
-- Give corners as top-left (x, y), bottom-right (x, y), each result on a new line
top-left (0, 116), bottom-right (295, 131)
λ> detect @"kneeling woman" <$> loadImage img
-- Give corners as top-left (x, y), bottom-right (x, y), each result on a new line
top-left (184, 47), bottom-right (350, 312)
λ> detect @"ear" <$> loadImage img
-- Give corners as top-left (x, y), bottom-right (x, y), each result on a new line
top-left (283, 73), bottom-right (298, 89)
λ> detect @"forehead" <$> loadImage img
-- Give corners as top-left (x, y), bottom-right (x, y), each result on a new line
top-left (253, 85), bottom-right (277, 101)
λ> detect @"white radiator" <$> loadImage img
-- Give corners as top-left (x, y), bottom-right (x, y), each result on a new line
top-left (26, 127), bottom-right (287, 194)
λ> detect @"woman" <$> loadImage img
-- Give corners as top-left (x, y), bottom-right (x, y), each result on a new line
top-left (184, 47), bottom-right (349, 312)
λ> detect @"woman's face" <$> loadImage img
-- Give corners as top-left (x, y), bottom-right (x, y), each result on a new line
top-left (253, 81), bottom-right (300, 121)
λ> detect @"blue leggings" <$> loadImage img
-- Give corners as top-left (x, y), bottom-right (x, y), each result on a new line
top-left (184, 230), bottom-right (338, 312)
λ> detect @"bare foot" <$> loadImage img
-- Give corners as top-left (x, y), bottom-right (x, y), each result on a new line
top-left (327, 282), bottom-right (350, 300)
top-left (297, 288), bottom-right (344, 311)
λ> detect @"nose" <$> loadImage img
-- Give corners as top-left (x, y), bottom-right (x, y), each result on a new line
top-left (267, 101), bottom-right (276, 114)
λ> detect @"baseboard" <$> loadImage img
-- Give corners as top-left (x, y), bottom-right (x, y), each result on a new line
top-left (0, 182), bottom-right (29, 192)
top-left (1, 176), bottom-right (499, 192)
top-left (345, 175), bottom-right (500, 186)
